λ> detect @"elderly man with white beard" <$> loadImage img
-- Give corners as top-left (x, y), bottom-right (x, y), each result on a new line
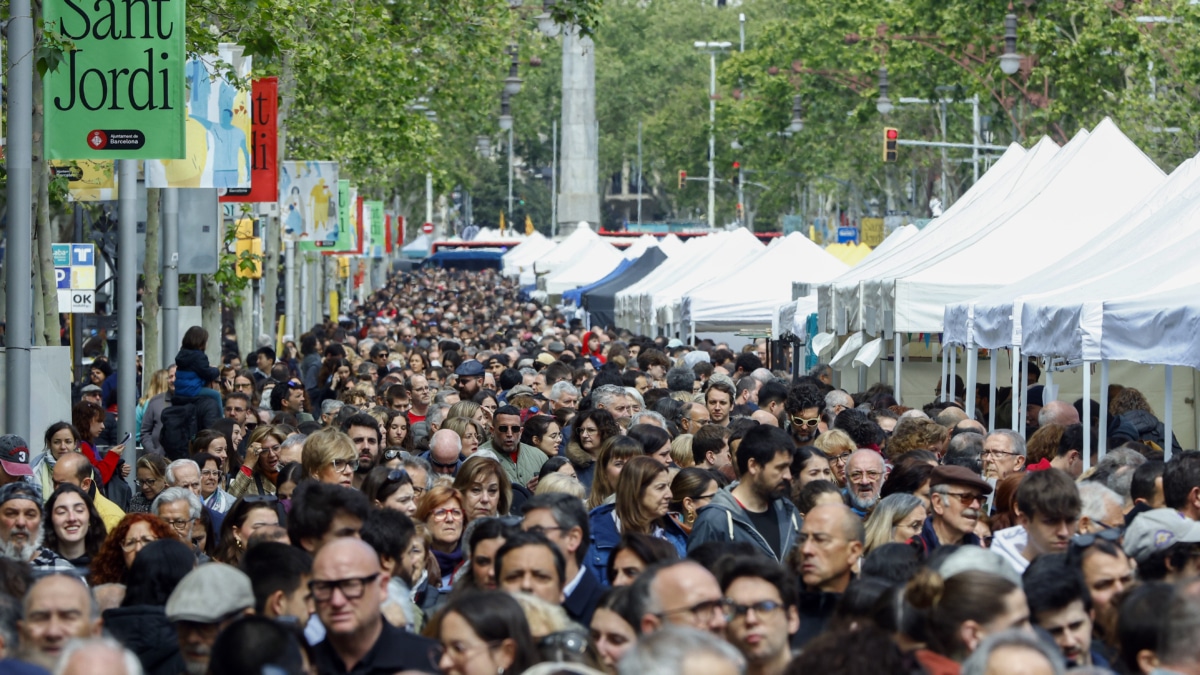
top-left (916, 465), bottom-right (994, 551)
top-left (843, 450), bottom-right (887, 517)
top-left (0, 483), bottom-right (75, 571)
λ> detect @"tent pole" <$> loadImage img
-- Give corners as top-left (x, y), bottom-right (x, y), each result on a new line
top-left (1099, 360), bottom-right (1109, 456)
top-left (1165, 366), bottom-right (1175, 461)
top-left (965, 341), bottom-right (978, 421)
top-left (1083, 362), bottom-right (1092, 472)
top-left (894, 333), bottom-right (902, 405)
top-left (940, 342), bottom-right (949, 403)
top-left (988, 351), bottom-right (997, 432)
top-left (1019, 357), bottom-right (1030, 437)
top-left (949, 344), bottom-right (957, 402)
top-left (1011, 346), bottom-right (1021, 434)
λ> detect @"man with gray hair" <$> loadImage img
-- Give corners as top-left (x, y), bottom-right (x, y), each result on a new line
top-left (401, 455), bottom-right (434, 499)
top-left (592, 384), bottom-right (634, 427)
top-left (319, 399), bottom-right (344, 427)
top-left (425, 403), bottom-right (452, 432)
top-left (278, 433), bottom-right (306, 466)
top-left (423, 429), bottom-right (463, 476)
top-left (1077, 482), bottom-right (1125, 534)
top-left (151, 487), bottom-right (205, 558)
top-left (18, 575), bottom-right (103, 670)
top-left (982, 430), bottom-right (1027, 481)
top-left (165, 459), bottom-right (202, 495)
top-left (844, 449), bottom-right (887, 514)
top-left (546, 381), bottom-right (580, 412)
top-left (618, 626), bottom-right (745, 675)
top-left (943, 432), bottom-right (985, 475)
top-left (629, 560), bottom-right (728, 637)
top-left (1039, 400), bottom-right (1081, 428)
top-left (666, 366), bottom-right (697, 394)
top-left (56, 637), bottom-right (144, 675)
top-left (960, 629), bottom-right (1064, 675)
top-left (630, 410), bottom-right (667, 430)
top-left (1094, 446), bottom-right (1146, 503)
top-left (824, 390), bottom-right (854, 418)
top-left (807, 363), bottom-right (832, 386)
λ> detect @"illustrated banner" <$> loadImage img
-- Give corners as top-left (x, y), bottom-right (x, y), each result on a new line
top-left (282, 161), bottom-right (339, 248)
top-left (221, 77), bottom-right (278, 202)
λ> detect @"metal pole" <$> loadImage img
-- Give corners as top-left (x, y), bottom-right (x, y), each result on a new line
top-left (300, 256), bottom-right (309, 330)
top-left (425, 171), bottom-right (434, 234)
top-left (1165, 366), bottom-right (1175, 461)
top-left (971, 95), bottom-right (981, 183)
top-left (939, 100), bottom-right (949, 205)
top-left (551, 121), bottom-right (558, 238)
top-left (4, 0), bottom-right (33, 442)
top-left (988, 350), bottom-right (997, 432)
top-left (72, 205), bottom-right (84, 382)
top-left (1099, 360), bottom-right (1110, 456)
top-left (739, 13), bottom-right (745, 52)
top-left (636, 120), bottom-right (643, 227)
top-left (285, 240), bottom-right (296, 340)
top-left (965, 340), bottom-right (977, 420)
top-left (1083, 362), bottom-right (1092, 472)
top-left (1011, 346), bottom-right (1021, 433)
top-left (893, 333), bottom-right (902, 405)
top-left (117, 160), bottom-right (138, 442)
top-left (708, 51), bottom-right (716, 229)
top-left (162, 188), bottom-right (180, 359)
top-left (508, 127), bottom-right (515, 221)
top-left (1019, 356), bottom-right (1030, 437)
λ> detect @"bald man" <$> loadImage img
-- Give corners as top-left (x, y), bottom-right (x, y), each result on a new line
top-left (424, 429), bottom-right (464, 476)
top-left (51, 452), bottom-right (125, 532)
top-left (309, 538), bottom-right (437, 674)
top-left (19, 575), bottom-right (103, 670)
top-left (58, 638), bottom-right (140, 675)
top-left (1038, 400), bottom-right (1080, 428)
top-left (793, 503), bottom-right (864, 647)
top-left (635, 560), bottom-right (728, 637)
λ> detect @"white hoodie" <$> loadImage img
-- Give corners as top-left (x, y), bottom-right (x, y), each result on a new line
top-left (990, 525), bottom-right (1031, 574)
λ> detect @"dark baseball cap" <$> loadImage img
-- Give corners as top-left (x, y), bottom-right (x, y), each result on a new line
top-left (0, 435), bottom-right (33, 477)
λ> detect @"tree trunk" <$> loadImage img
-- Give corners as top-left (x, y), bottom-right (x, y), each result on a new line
top-left (31, 257), bottom-right (46, 347)
top-left (143, 188), bottom-right (162, 374)
top-left (201, 273), bottom-right (222, 368)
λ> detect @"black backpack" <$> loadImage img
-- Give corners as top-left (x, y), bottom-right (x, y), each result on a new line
top-left (159, 401), bottom-right (198, 460)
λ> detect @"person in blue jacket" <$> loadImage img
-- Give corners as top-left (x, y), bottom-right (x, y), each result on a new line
top-left (174, 326), bottom-right (223, 409)
top-left (585, 456), bottom-right (687, 584)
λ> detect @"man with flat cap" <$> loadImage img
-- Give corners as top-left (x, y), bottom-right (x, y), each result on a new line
top-left (454, 360), bottom-right (485, 401)
top-left (917, 465), bottom-right (993, 551)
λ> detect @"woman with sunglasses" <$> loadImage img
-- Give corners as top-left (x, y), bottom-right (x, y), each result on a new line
top-left (585, 456), bottom-right (688, 584)
top-left (301, 427), bottom-right (359, 488)
top-left (416, 485), bottom-right (468, 603)
top-left (230, 424), bottom-right (288, 498)
top-left (213, 495), bottom-right (282, 566)
top-left (362, 465), bottom-right (419, 517)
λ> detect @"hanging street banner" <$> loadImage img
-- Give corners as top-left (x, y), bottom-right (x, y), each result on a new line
top-left (282, 161), bottom-right (339, 249)
top-left (367, 201), bottom-right (386, 258)
top-left (48, 160), bottom-right (117, 201)
top-left (44, 0), bottom-right (187, 159)
top-left (146, 44), bottom-right (252, 188)
top-left (322, 180), bottom-right (357, 254)
top-left (221, 77), bottom-right (278, 203)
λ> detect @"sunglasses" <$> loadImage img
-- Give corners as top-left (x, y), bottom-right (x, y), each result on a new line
top-left (789, 415), bottom-right (820, 428)
top-left (496, 425), bottom-right (521, 433)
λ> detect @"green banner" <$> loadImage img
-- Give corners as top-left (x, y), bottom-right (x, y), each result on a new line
top-left (44, 0), bottom-right (187, 159)
top-left (368, 201), bottom-right (386, 258)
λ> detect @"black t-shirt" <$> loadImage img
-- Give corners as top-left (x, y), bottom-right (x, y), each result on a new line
top-left (745, 500), bottom-right (781, 559)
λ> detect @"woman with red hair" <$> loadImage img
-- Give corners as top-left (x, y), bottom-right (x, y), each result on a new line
top-left (89, 513), bottom-right (179, 586)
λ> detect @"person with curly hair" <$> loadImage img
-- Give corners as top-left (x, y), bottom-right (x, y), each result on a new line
top-left (565, 409), bottom-right (621, 492)
top-left (886, 417), bottom-right (950, 462)
top-left (784, 383), bottom-right (825, 446)
top-left (89, 513), bottom-right (179, 585)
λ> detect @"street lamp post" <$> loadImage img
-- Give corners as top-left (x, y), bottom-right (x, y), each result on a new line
top-left (694, 40), bottom-right (731, 228)
top-left (499, 93), bottom-right (514, 221)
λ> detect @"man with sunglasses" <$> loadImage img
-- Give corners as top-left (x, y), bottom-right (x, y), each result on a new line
top-left (478, 405), bottom-right (547, 487)
top-left (783, 384), bottom-right (824, 447)
top-left (918, 465), bottom-right (993, 552)
top-left (310, 538), bottom-right (437, 674)
top-left (717, 556), bottom-right (799, 675)
top-left (992, 468), bottom-right (1081, 574)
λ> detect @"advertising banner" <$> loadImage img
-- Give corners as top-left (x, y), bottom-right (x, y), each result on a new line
top-left (368, 201), bottom-right (386, 258)
top-left (282, 161), bottom-right (339, 249)
top-left (221, 77), bottom-right (278, 202)
top-left (48, 160), bottom-right (117, 201)
top-left (44, 0), bottom-right (187, 159)
top-left (146, 43), bottom-right (252, 188)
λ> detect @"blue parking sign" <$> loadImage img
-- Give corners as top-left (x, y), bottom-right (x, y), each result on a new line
top-left (71, 244), bottom-right (94, 266)
top-left (55, 268), bottom-right (71, 289)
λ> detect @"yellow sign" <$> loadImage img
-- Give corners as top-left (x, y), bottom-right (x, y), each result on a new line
top-left (49, 160), bottom-right (117, 202)
top-left (861, 218), bottom-right (884, 247)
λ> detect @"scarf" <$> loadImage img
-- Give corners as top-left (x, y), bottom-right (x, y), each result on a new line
top-left (432, 547), bottom-right (464, 580)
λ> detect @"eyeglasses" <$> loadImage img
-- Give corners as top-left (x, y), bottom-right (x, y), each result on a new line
top-left (981, 449), bottom-right (1020, 459)
top-left (537, 631), bottom-right (589, 661)
top-left (940, 491), bottom-right (983, 506)
top-left (848, 471), bottom-right (884, 482)
top-left (134, 478), bottom-right (163, 488)
top-left (121, 536), bottom-right (157, 552)
top-left (495, 425), bottom-right (521, 433)
top-left (686, 417), bottom-right (711, 426)
top-left (1070, 528), bottom-right (1122, 550)
top-left (724, 600), bottom-right (784, 621)
top-left (430, 458), bottom-right (459, 470)
top-left (432, 507), bottom-right (464, 521)
top-left (225, 406), bottom-right (246, 414)
top-left (430, 640), bottom-right (503, 665)
top-left (789, 415), bottom-right (820, 428)
top-left (330, 458), bottom-right (361, 473)
top-left (383, 449), bottom-right (404, 461)
top-left (385, 469), bottom-right (410, 484)
top-left (200, 470), bottom-right (223, 478)
top-left (658, 598), bottom-right (730, 621)
top-left (308, 573), bottom-right (380, 602)
top-left (163, 517), bottom-right (194, 532)
top-left (830, 452), bottom-right (853, 465)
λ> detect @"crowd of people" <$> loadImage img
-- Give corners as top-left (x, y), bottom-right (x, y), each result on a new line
top-left (1, 265), bottom-right (1198, 675)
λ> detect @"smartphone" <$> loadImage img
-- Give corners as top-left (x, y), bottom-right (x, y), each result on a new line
top-left (120, 431), bottom-right (132, 446)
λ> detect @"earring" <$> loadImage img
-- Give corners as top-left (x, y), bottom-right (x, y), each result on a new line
top-left (685, 509), bottom-right (696, 524)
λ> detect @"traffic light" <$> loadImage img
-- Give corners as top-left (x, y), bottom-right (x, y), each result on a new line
top-left (883, 127), bottom-right (898, 162)
top-left (732, 161), bottom-right (741, 186)
top-left (678, 170), bottom-right (687, 189)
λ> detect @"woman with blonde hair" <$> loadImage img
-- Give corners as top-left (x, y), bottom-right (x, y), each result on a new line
top-left (586, 437), bottom-right (644, 510)
top-left (229, 424), bottom-right (288, 497)
top-left (814, 429), bottom-right (855, 485)
top-left (585, 456), bottom-right (687, 580)
top-left (135, 369), bottom-right (172, 446)
top-left (443, 417), bottom-right (486, 456)
top-left (669, 435), bottom-right (694, 468)
top-left (445, 400), bottom-right (487, 425)
top-left (535, 473), bottom-right (585, 500)
top-left (862, 493), bottom-right (927, 554)
top-left (301, 427), bottom-right (359, 487)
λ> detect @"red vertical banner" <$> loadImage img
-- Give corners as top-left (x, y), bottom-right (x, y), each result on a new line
top-left (354, 196), bottom-right (365, 254)
top-left (220, 77), bottom-right (279, 203)
top-left (384, 214), bottom-right (394, 254)
top-left (396, 215), bottom-right (405, 249)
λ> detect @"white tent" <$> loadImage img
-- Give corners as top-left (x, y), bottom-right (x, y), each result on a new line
top-left (882, 119), bottom-right (1165, 333)
top-left (945, 155), bottom-right (1200, 350)
top-left (534, 223), bottom-right (610, 277)
top-left (658, 234), bottom-right (685, 257)
top-left (649, 229), bottom-right (765, 336)
top-left (778, 224), bottom-right (919, 338)
top-left (543, 240), bottom-right (626, 295)
top-left (817, 140), bottom-right (1046, 336)
top-left (614, 233), bottom-right (725, 334)
top-left (621, 235), bottom-right (660, 260)
top-left (501, 231), bottom-right (556, 277)
top-left (684, 232), bottom-right (848, 333)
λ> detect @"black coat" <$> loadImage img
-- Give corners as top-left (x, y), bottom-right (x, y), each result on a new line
top-left (102, 605), bottom-right (185, 675)
top-left (312, 617), bottom-right (438, 675)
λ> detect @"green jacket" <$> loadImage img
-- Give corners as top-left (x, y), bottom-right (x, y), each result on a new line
top-left (477, 440), bottom-right (547, 487)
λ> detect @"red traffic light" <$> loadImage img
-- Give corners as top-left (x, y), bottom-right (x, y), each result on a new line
top-left (732, 161), bottom-right (740, 169)
top-left (886, 128), bottom-right (898, 140)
